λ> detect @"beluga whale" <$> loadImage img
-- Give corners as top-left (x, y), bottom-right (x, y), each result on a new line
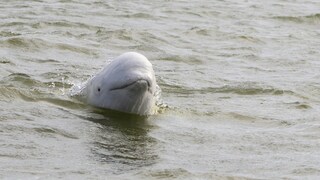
top-left (71, 52), bottom-right (160, 116)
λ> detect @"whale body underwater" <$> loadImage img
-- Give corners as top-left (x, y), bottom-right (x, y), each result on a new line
top-left (72, 52), bottom-right (160, 116)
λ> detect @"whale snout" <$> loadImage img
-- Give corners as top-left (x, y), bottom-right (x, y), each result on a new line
top-left (133, 79), bottom-right (152, 92)
top-left (110, 79), bottom-right (152, 93)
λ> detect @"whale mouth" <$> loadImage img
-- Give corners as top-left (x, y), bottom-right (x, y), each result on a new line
top-left (109, 79), bottom-right (151, 91)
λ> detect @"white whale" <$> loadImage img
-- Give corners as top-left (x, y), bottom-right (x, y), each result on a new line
top-left (74, 52), bottom-right (159, 116)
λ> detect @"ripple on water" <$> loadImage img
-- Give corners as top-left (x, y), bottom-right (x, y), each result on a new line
top-left (0, 57), bottom-right (14, 65)
top-left (161, 82), bottom-right (291, 96)
top-left (0, 31), bottom-right (21, 37)
top-left (1, 37), bottom-right (96, 55)
top-left (0, 73), bottom-right (84, 110)
top-left (32, 127), bottom-right (78, 139)
top-left (159, 55), bottom-right (203, 65)
top-left (273, 13), bottom-right (320, 24)
top-left (121, 12), bottom-right (156, 19)
top-left (31, 21), bottom-right (97, 29)
top-left (96, 28), bottom-right (134, 41)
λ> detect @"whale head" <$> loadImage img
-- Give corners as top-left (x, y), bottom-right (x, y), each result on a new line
top-left (84, 52), bottom-right (157, 115)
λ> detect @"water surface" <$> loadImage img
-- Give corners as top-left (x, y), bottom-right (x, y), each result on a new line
top-left (1, 0), bottom-right (320, 179)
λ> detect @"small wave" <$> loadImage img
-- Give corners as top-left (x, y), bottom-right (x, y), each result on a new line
top-left (185, 27), bottom-right (211, 36)
top-left (0, 87), bottom-right (24, 102)
top-left (36, 59), bottom-right (60, 64)
top-left (154, 85), bottom-right (168, 114)
top-left (31, 21), bottom-right (91, 29)
top-left (2, 20), bottom-right (100, 31)
top-left (56, 43), bottom-right (96, 55)
top-left (161, 83), bottom-right (292, 96)
top-left (123, 13), bottom-right (155, 19)
top-left (2, 37), bottom-right (96, 54)
top-left (0, 57), bottom-right (14, 64)
top-left (5, 73), bottom-right (37, 87)
top-left (203, 85), bottom-right (287, 95)
top-left (1, 22), bottom-right (28, 27)
top-left (146, 168), bottom-right (192, 179)
top-left (69, 77), bottom-right (90, 98)
top-left (273, 14), bottom-right (320, 24)
top-left (96, 28), bottom-right (134, 41)
top-left (33, 127), bottom-right (78, 139)
top-left (159, 55), bottom-right (203, 65)
top-left (0, 31), bottom-right (21, 37)
top-left (235, 35), bottom-right (265, 44)
top-left (0, 85), bottom-right (86, 110)
top-left (0, 73), bottom-right (84, 110)
top-left (3, 37), bottom-right (47, 49)
top-left (3, 72), bottom-right (74, 92)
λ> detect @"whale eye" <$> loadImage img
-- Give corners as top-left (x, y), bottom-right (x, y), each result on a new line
top-left (98, 87), bottom-right (101, 92)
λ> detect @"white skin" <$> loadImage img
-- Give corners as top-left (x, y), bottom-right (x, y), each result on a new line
top-left (83, 52), bottom-right (157, 115)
